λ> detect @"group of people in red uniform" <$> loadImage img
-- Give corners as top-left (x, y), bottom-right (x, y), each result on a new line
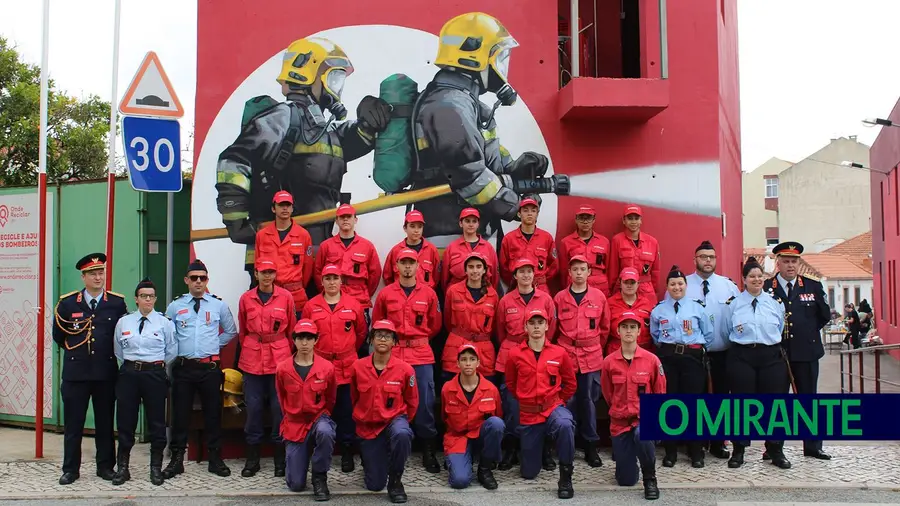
top-left (234, 190), bottom-right (666, 502)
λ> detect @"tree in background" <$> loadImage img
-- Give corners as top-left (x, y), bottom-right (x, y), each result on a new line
top-left (0, 36), bottom-right (112, 186)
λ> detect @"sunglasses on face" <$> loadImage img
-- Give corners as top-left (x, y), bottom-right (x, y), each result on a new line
top-left (189, 275), bottom-right (208, 282)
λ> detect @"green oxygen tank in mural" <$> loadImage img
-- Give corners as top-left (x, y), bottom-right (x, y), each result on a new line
top-left (373, 74), bottom-right (419, 193)
top-left (241, 96), bottom-right (281, 127)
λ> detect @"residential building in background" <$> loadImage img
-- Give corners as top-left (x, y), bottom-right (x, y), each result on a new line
top-left (742, 157), bottom-right (792, 247)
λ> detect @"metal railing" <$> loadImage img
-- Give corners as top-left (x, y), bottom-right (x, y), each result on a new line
top-left (839, 343), bottom-right (900, 394)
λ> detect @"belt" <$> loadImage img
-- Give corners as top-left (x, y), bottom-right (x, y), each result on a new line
top-left (253, 333), bottom-right (283, 344)
top-left (451, 330), bottom-right (492, 343)
top-left (735, 342), bottom-right (779, 349)
top-left (321, 349), bottom-right (357, 360)
top-left (124, 360), bottom-right (165, 371)
top-left (519, 396), bottom-right (559, 414)
top-left (660, 343), bottom-right (704, 355)
top-left (399, 337), bottom-right (429, 348)
top-left (505, 334), bottom-right (527, 345)
top-left (557, 336), bottom-right (602, 348)
top-left (281, 281), bottom-right (306, 292)
top-left (177, 355), bottom-right (220, 367)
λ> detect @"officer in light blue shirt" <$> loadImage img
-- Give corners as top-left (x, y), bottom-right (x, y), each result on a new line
top-left (162, 259), bottom-right (238, 479)
top-left (650, 265), bottom-right (711, 468)
top-left (112, 278), bottom-right (176, 487)
top-left (722, 256), bottom-right (791, 471)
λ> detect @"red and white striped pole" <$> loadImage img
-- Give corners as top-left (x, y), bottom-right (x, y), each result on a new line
top-left (105, 0), bottom-right (122, 290)
top-left (35, 0), bottom-right (51, 459)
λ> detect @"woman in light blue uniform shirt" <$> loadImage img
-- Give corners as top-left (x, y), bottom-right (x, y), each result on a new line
top-left (721, 256), bottom-right (791, 470)
top-left (649, 265), bottom-right (712, 468)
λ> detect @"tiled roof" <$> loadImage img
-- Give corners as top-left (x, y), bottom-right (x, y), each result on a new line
top-left (799, 253), bottom-right (873, 280)
top-left (821, 231), bottom-right (872, 257)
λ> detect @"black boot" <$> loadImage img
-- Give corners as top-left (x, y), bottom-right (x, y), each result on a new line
top-left (709, 441), bottom-right (730, 459)
top-left (162, 449), bottom-right (185, 479)
top-left (584, 442), bottom-right (603, 468)
top-left (112, 451), bottom-right (131, 486)
top-left (208, 448), bottom-right (232, 477)
top-left (498, 437), bottom-right (519, 471)
top-left (642, 469), bottom-right (660, 500)
top-left (340, 442), bottom-right (355, 473)
top-left (311, 471), bottom-right (330, 501)
top-left (422, 438), bottom-right (440, 473)
top-left (150, 449), bottom-right (165, 486)
top-left (241, 444), bottom-right (261, 477)
top-left (728, 446), bottom-right (745, 468)
top-left (477, 459), bottom-right (498, 490)
top-left (387, 472), bottom-right (408, 503)
top-left (542, 441), bottom-right (557, 471)
top-left (557, 463), bottom-right (574, 499)
top-left (273, 444), bottom-right (286, 477)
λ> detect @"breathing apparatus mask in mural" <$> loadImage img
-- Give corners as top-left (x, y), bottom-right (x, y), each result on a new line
top-left (316, 68), bottom-right (349, 121)
top-left (481, 45), bottom-right (517, 127)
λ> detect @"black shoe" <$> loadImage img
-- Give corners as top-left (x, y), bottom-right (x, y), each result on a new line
top-left (762, 451), bottom-right (771, 461)
top-left (804, 450), bottom-right (832, 460)
top-left (112, 452), bottom-right (131, 486)
top-left (477, 461), bottom-right (498, 490)
top-left (422, 438), bottom-right (441, 474)
top-left (709, 443), bottom-right (730, 459)
top-left (387, 473), bottom-right (408, 503)
top-left (162, 449), bottom-right (185, 479)
top-left (643, 476), bottom-right (660, 500)
top-left (727, 448), bottom-right (744, 469)
top-left (662, 454), bottom-right (676, 468)
top-left (208, 449), bottom-right (232, 477)
top-left (557, 463), bottom-right (574, 499)
top-left (340, 442), bottom-right (355, 473)
top-left (58, 472), bottom-right (79, 485)
top-left (584, 443), bottom-right (603, 468)
top-left (273, 443), bottom-right (286, 477)
top-left (542, 443), bottom-right (557, 471)
top-left (691, 459), bottom-right (704, 469)
top-left (97, 468), bottom-right (116, 481)
top-left (242, 444), bottom-right (261, 477)
top-left (150, 466), bottom-right (164, 486)
top-left (311, 471), bottom-right (330, 501)
top-left (498, 438), bottom-right (519, 471)
top-left (770, 454), bottom-right (792, 469)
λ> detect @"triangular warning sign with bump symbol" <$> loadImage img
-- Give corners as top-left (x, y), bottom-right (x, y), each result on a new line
top-left (118, 51), bottom-right (184, 118)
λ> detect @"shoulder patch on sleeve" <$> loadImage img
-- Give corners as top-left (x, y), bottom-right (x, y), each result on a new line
top-left (694, 299), bottom-right (706, 307)
top-left (409, 375), bottom-right (416, 388)
top-left (659, 363), bottom-right (665, 376)
top-left (107, 291), bottom-right (125, 298)
top-left (725, 296), bottom-right (736, 305)
top-left (59, 290), bottom-right (78, 300)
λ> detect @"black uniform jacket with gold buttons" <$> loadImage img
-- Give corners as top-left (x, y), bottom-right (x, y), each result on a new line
top-left (53, 290), bottom-right (128, 381)
top-left (763, 275), bottom-right (830, 362)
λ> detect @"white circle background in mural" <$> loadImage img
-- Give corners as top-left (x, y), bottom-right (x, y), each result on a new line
top-left (192, 24), bottom-right (557, 312)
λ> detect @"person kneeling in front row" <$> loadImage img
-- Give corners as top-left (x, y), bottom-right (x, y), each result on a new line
top-left (275, 319), bottom-right (337, 500)
top-left (442, 344), bottom-right (504, 490)
top-left (600, 311), bottom-right (664, 500)
top-left (505, 309), bottom-right (577, 499)
top-left (351, 320), bottom-right (419, 504)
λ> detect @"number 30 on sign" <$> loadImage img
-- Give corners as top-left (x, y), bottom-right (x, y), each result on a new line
top-left (121, 116), bottom-right (183, 193)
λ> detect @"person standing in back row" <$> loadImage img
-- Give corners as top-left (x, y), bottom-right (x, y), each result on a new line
top-left (558, 205), bottom-right (611, 294)
top-left (383, 210), bottom-right (441, 291)
top-left (499, 198), bottom-right (558, 291)
top-left (608, 204), bottom-right (660, 299)
top-left (441, 208), bottom-right (499, 294)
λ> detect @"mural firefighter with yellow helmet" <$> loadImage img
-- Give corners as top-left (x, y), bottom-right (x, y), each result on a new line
top-left (215, 37), bottom-right (393, 266)
top-left (222, 368), bottom-right (245, 412)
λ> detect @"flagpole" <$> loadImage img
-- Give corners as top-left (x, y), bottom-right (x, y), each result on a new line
top-left (105, 0), bottom-right (122, 290)
top-left (35, 0), bottom-right (51, 459)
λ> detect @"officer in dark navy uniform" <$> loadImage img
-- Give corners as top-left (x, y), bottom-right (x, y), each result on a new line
top-left (52, 253), bottom-right (128, 485)
top-left (764, 242), bottom-right (832, 461)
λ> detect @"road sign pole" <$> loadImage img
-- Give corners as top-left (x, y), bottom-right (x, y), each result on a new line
top-left (35, 0), bottom-right (51, 460)
top-left (166, 192), bottom-right (174, 302)
top-left (105, 0), bottom-right (122, 290)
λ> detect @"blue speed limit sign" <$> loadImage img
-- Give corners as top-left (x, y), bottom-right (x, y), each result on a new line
top-left (122, 116), bottom-right (183, 192)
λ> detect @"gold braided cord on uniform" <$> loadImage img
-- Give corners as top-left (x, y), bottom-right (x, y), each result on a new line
top-left (54, 297), bottom-right (92, 351)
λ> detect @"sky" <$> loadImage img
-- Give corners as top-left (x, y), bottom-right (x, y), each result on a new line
top-left (1, 0), bottom-right (899, 172)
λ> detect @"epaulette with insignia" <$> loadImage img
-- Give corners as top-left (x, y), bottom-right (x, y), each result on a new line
top-left (656, 300), bottom-right (664, 305)
top-left (725, 296), bottom-right (736, 305)
top-left (59, 290), bottom-right (78, 300)
top-left (174, 294), bottom-right (185, 302)
top-left (211, 294), bottom-right (222, 300)
top-left (694, 299), bottom-right (706, 307)
top-left (107, 291), bottom-right (125, 298)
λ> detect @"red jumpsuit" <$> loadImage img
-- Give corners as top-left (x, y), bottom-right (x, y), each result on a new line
top-left (495, 289), bottom-right (557, 374)
top-left (499, 227), bottom-right (558, 290)
top-left (350, 355), bottom-right (419, 439)
top-left (383, 239), bottom-right (441, 291)
top-left (606, 293), bottom-right (656, 354)
top-left (558, 232), bottom-right (611, 295)
top-left (441, 236), bottom-right (499, 293)
top-left (441, 375), bottom-right (503, 454)
top-left (275, 356), bottom-right (337, 442)
top-left (505, 341), bottom-right (577, 425)
top-left (372, 283), bottom-right (441, 366)
top-left (600, 346), bottom-right (666, 436)
top-left (607, 232), bottom-right (661, 299)
top-left (442, 283), bottom-right (500, 375)
top-left (314, 234), bottom-right (382, 309)
top-left (553, 287), bottom-right (610, 374)
top-left (255, 223), bottom-right (314, 311)
top-left (237, 286), bottom-right (296, 375)
top-left (301, 293), bottom-right (367, 385)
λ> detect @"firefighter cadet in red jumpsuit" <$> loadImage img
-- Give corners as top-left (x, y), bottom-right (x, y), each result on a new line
top-left (495, 257), bottom-right (556, 471)
top-left (442, 252), bottom-right (500, 380)
top-left (608, 205), bottom-right (661, 300)
top-left (499, 197), bottom-right (558, 291)
top-left (301, 263), bottom-right (367, 473)
top-left (314, 204), bottom-right (382, 327)
top-left (558, 205), bottom-right (611, 295)
top-left (351, 320), bottom-right (418, 504)
top-left (254, 190), bottom-right (314, 316)
top-left (553, 255), bottom-right (610, 468)
top-left (237, 258), bottom-right (297, 478)
top-left (275, 320), bottom-right (337, 500)
top-left (600, 311), bottom-right (663, 500)
top-left (383, 210), bottom-right (441, 291)
top-left (607, 267), bottom-right (656, 355)
top-left (441, 208), bottom-right (499, 294)
top-left (441, 344), bottom-right (504, 490)
top-left (506, 308), bottom-right (577, 499)
top-left (373, 248), bottom-right (442, 473)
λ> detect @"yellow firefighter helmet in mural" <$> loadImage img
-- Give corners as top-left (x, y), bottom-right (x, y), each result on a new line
top-left (277, 37), bottom-right (355, 102)
top-left (434, 12), bottom-right (519, 87)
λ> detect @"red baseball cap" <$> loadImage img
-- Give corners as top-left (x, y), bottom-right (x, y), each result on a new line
top-left (620, 267), bottom-right (640, 282)
top-left (623, 204), bottom-right (642, 217)
top-left (526, 308), bottom-right (549, 321)
top-left (568, 254), bottom-right (589, 266)
top-left (397, 248), bottom-right (418, 262)
top-left (336, 204), bottom-right (356, 217)
top-left (459, 208), bottom-right (480, 220)
top-left (405, 210), bottom-right (425, 224)
top-left (519, 197), bottom-right (539, 209)
top-left (457, 343), bottom-right (481, 360)
top-left (255, 258), bottom-right (277, 272)
top-left (293, 319), bottom-right (318, 335)
top-left (321, 264), bottom-right (341, 278)
top-left (614, 311), bottom-right (644, 328)
top-left (465, 251), bottom-right (486, 266)
top-left (576, 205), bottom-right (595, 216)
top-left (512, 257), bottom-right (536, 272)
top-left (273, 191), bottom-right (293, 204)
top-left (372, 319), bottom-right (397, 333)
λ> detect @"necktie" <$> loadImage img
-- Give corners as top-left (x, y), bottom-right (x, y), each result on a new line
top-left (139, 316), bottom-right (147, 334)
top-left (90, 299), bottom-right (97, 312)
top-left (752, 298), bottom-right (758, 312)
top-left (786, 282), bottom-right (793, 299)
top-left (674, 301), bottom-right (680, 314)
top-left (702, 280), bottom-right (709, 297)
top-left (193, 297), bottom-right (202, 313)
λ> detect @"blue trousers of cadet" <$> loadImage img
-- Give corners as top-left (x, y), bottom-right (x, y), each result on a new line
top-left (567, 371), bottom-right (601, 442)
top-left (519, 406), bottom-right (575, 479)
top-left (285, 415), bottom-right (336, 492)
top-left (447, 416), bottom-right (504, 489)
top-left (244, 373), bottom-right (283, 444)
top-left (359, 416), bottom-right (414, 491)
top-left (334, 384), bottom-right (356, 444)
top-left (610, 424), bottom-right (656, 486)
top-left (413, 364), bottom-right (437, 438)
top-left (494, 373), bottom-right (520, 437)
